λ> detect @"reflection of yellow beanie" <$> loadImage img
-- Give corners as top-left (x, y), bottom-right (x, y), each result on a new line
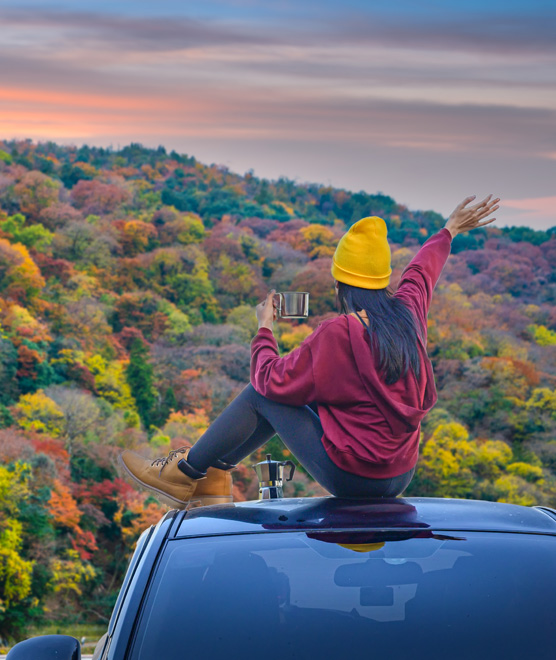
top-left (338, 542), bottom-right (385, 553)
top-left (331, 216), bottom-right (391, 289)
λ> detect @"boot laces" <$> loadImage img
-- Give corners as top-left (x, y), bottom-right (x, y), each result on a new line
top-left (151, 447), bottom-right (188, 469)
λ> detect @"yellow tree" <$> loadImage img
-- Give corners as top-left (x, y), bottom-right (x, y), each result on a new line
top-left (14, 391), bottom-right (65, 436)
top-left (279, 323), bottom-right (313, 351)
top-left (0, 239), bottom-right (45, 303)
top-left (159, 409), bottom-right (210, 449)
top-left (420, 422), bottom-right (477, 497)
top-left (416, 421), bottom-right (549, 505)
top-left (300, 225), bottom-right (337, 259)
top-left (121, 220), bottom-right (157, 256)
top-left (85, 355), bottom-right (137, 411)
top-left (1, 303), bottom-right (51, 344)
top-left (48, 550), bottom-right (95, 598)
top-left (0, 464), bottom-right (34, 613)
top-left (528, 324), bottom-right (556, 346)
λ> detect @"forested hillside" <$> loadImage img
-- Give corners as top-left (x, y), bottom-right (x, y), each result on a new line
top-left (0, 138), bottom-right (555, 639)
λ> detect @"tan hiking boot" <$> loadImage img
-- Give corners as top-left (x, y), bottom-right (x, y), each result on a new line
top-left (194, 467), bottom-right (234, 506)
top-left (119, 447), bottom-right (203, 509)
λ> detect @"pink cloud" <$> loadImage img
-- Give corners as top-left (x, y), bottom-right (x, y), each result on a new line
top-left (503, 196), bottom-right (556, 218)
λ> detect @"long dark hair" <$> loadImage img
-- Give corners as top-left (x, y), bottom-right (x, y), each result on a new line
top-left (337, 282), bottom-right (424, 385)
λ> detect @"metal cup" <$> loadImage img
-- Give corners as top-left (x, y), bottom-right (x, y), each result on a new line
top-left (275, 291), bottom-right (309, 319)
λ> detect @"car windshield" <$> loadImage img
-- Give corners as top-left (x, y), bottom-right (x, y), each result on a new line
top-left (129, 531), bottom-right (556, 660)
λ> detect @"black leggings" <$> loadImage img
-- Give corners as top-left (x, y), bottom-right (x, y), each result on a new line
top-left (187, 384), bottom-right (414, 498)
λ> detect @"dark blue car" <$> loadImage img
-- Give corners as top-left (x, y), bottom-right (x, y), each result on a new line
top-left (8, 497), bottom-right (556, 660)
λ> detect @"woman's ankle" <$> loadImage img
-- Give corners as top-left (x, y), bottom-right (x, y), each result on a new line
top-left (212, 458), bottom-right (237, 471)
top-left (177, 458), bottom-right (207, 480)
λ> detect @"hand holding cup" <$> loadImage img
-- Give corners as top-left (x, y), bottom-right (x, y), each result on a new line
top-left (256, 290), bottom-right (310, 330)
top-left (256, 290), bottom-right (278, 330)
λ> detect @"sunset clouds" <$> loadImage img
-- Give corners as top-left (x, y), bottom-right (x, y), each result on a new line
top-left (1, 0), bottom-right (555, 228)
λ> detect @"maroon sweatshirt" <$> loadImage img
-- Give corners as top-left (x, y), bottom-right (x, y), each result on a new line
top-left (250, 227), bottom-right (453, 479)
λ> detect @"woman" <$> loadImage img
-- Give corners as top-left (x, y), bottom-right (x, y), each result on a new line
top-left (120, 194), bottom-right (499, 507)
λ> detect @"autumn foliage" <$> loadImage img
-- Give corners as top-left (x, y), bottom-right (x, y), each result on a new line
top-left (0, 138), bottom-right (555, 638)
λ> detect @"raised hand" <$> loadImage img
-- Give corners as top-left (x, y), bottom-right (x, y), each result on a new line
top-left (445, 194), bottom-right (500, 239)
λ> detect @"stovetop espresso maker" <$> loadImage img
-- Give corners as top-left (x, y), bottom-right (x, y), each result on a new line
top-left (252, 454), bottom-right (296, 500)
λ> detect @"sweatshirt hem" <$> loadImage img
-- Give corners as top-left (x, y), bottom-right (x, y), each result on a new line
top-left (322, 438), bottom-right (417, 479)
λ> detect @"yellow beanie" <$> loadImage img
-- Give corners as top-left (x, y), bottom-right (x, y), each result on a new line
top-left (331, 216), bottom-right (391, 289)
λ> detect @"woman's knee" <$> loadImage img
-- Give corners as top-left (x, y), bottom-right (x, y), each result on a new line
top-left (241, 383), bottom-right (276, 410)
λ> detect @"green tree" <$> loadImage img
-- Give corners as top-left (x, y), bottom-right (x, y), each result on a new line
top-left (125, 338), bottom-right (157, 430)
top-left (151, 386), bottom-right (178, 428)
top-left (0, 212), bottom-right (53, 251)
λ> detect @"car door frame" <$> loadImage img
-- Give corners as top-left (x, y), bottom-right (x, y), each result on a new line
top-left (99, 510), bottom-right (179, 660)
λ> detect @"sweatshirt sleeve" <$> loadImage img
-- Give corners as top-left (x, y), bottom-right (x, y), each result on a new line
top-left (250, 326), bottom-right (317, 406)
top-left (395, 228), bottom-right (452, 333)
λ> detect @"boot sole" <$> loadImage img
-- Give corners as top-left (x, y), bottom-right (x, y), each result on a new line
top-left (118, 454), bottom-right (193, 510)
top-left (195, 495), bottom-right (234, 506)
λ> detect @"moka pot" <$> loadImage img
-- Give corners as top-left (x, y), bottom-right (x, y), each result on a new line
top-left (252, 454), bottom-right (296, 500)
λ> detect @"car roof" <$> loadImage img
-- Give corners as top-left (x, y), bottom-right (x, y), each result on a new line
top-left (170, 496), bottom-right (556, 539)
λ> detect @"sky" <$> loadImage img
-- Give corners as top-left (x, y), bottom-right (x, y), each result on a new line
top-left (1, 0), bottom-right (555, 229)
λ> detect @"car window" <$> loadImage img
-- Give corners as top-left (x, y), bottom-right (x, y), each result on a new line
top-left (128, 531), bottom-right (556, 660)
top-left (91, 632), bottom-right (108, 660)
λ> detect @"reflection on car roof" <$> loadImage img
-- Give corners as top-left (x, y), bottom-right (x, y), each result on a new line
top-left (173, 497), bottom-right (556, 539)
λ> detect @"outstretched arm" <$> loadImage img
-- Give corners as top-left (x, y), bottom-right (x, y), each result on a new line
top-left (395, 229), bottom-right (452, 329)
top-left (395, 194), bottom-right (499, 332)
